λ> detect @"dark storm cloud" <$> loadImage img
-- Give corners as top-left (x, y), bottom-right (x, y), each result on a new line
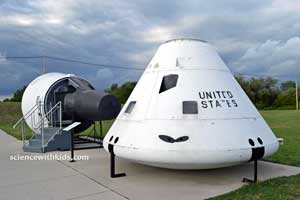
top-left (0, 0), bottom-right (300, 95)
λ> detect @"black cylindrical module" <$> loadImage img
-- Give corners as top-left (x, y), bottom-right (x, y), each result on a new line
top-left (64, 90), bottom-right (121, 121)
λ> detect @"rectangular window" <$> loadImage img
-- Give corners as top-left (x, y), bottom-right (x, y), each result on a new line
top-left (159, 74), bottom-right (178, 93)
top-left (125, 101), bottom-right (136, 113)
top-left (183, 101), bottom-right (198, 114)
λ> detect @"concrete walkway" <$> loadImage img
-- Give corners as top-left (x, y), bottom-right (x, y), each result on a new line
top-left (1, 129), bottom-right (300, 200)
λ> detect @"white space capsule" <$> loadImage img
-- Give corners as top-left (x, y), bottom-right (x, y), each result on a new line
top-left (103, 38), bottom-right (279, 169)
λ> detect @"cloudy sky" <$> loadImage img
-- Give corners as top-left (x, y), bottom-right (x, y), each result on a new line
top-left (0, 0), bottom-right (300, 97)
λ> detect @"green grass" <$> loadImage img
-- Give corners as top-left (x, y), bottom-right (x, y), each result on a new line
top-left (261, 110), bottom-right (300, 166)
top-left (209, 174), bottom-right (300, 200)
top-left (79, 120), bottom-right (114, 139)
top-left (0, 102), bottom-right (31, 140)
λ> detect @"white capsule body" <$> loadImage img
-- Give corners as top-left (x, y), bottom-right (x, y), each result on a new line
top-left (104, 39), bottom-right (279, 169)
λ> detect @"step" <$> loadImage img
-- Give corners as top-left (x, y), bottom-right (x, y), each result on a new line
top-left (29, 139), bottom-right (42, 146)
top-left (29, 139), bottom-right (49, 146)
top-left (43, 127), bottom-right (60, 134)
top-left (23, 128), bottom-right (71, 153)
top-left (33, 128), bottom-right (60, 139)
top-left (23, 145), bottom-right (43, 153)
top-left (34, 133), bottom-right (56, 140)
top-left (27, 132), bottom-right (59, 149)
top-left (34, 127), bottom-right (60, 132)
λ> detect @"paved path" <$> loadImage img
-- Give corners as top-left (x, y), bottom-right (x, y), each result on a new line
top-left (1, 129), bottom-right (300, 200)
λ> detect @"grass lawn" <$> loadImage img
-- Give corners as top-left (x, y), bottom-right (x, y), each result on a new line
top-left (0, 102), bottom-right (31, 140)
top-left (79, 120), bottom-right (114, 139)
top-left (209, 174), bottom-right (300, 200)
top-left (262, 110), bottom-right (300, 166)
top-left (1, 102), bottom-right (300, 199)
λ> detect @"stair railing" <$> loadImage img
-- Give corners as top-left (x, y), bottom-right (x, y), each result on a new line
top-left (13, 101), bottom-right (63, 152)
top-left (13, 101), bottom-right (43, 146)
top-left (34, 101), bottom-right (62, 152)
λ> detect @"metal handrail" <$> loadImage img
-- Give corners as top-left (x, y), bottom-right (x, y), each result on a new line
top-left (34, 101), bottom-right (62, 130)
top-left (44, 127), bottom-right (61, 147)
top-left (13, 101), bottom-right (63, 152)
top-left (35, 101), bottom-right (62, 152)
top-left (13, 101), bottom-right (43, 146)
top-left (13, 102), bottom-right (40, 129)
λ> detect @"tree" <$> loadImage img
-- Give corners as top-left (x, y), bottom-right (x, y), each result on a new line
top-left (280, 81), bottom-right (295, 92)
top-left (105, 82), bottom-right (137, 104)
top-left (235, 76), bottom-right (280, 109)
top-left (3, 86), bottom-right (27, 102)
top-left (110, 83), bottom-right (118, 91)
top-left (274, 88), bottom-right (297, 107)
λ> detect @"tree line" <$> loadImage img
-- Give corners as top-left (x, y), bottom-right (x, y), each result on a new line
top-left (235, 76), bottom-right (298, 109)
top-left (2, 77), bottom-right (299, 110)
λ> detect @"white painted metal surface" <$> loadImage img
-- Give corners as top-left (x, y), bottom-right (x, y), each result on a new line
top-left (104, 38), bottom-right (279, 169)
top-left (63, 122), bottom-right (81, 131)
top-left (21, 72), bottom-right (74, 131)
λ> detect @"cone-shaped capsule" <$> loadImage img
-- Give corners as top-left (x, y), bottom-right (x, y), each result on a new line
top-left (104, 38), bottom-right (279, 169)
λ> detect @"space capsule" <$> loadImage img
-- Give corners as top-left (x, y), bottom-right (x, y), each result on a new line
top-left (103, 38), bottom-right (280, 169)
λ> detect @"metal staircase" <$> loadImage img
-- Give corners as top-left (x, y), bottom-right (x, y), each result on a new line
top-left (13, 101), bottom-right (67, 153)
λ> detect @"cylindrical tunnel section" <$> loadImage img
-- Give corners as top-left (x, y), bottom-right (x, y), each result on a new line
top-left (64, 90), bottom-right (121, 121)
top-left (21, 73), bottom-right (121, 134)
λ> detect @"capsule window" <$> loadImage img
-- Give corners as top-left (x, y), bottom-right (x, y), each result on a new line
top-left (125, 101), bottom-right (136, 113)
top-left (159, 74), bottom-right (178, 93)
top-left (183, 101), bottom-right (198, 114)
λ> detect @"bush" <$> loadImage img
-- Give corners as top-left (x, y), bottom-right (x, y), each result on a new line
top-left (105, 82), bottom-right (137, 104)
